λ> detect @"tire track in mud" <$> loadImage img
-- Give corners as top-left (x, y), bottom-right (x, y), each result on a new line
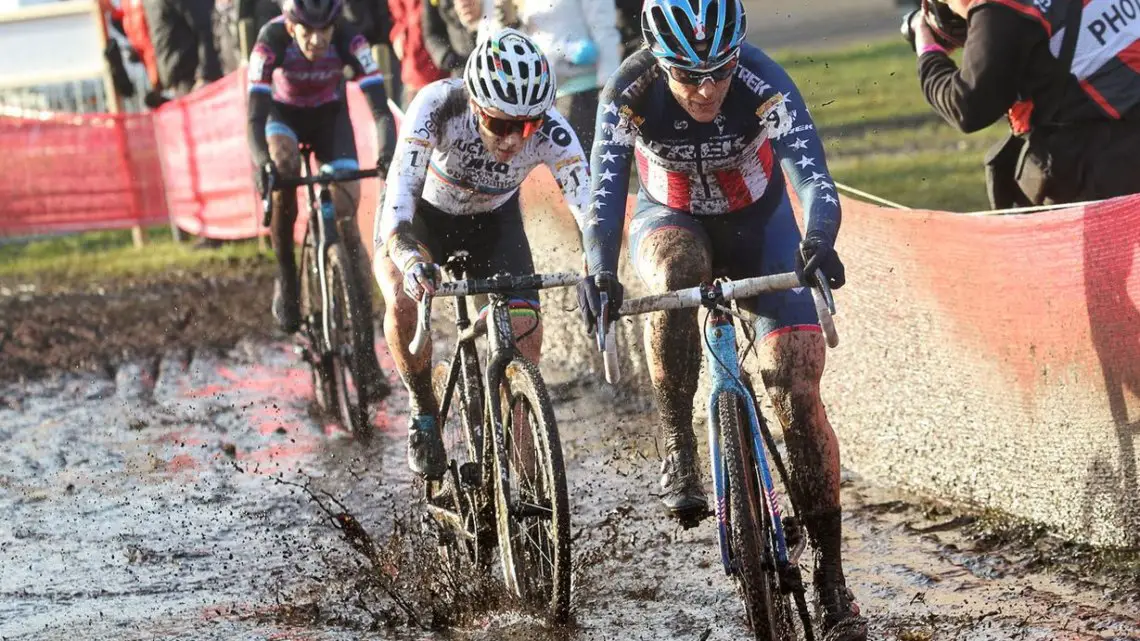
top-left (2, 340), bottom-right (1138, 641)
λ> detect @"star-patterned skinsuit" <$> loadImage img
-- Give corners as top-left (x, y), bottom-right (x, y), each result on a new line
top-left (582, 43), bottom-right (841, 336)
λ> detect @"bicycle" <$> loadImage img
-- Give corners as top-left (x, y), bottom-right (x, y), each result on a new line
top-left (408, 251), bottom-right (576, 624)
top-left (596, 270), bottom-right (839, 641)
top-left (260, 146), bottom-right (383, 442)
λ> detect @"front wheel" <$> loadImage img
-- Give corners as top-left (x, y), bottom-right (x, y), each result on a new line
top-left (491, 358), bottom-right (571, 624)
top-left (720, 392), bottom-right (794, 641)
top-left (324, 243), bottom-right (371, 442)
top-left (300, 232), bottom-right (336, 415)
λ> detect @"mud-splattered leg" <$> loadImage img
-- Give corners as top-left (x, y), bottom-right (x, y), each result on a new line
top-left (750, 329), bottom-right (866, 638)
top-left (638, 227), bottom-right (712, 521)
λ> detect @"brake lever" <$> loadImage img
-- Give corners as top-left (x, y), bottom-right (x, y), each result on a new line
top-left (596, 291), bottom-right (609, 353)
top-left (814, 269), bottom-right (837, 315)
top-left (260, 167), bottom-right (275, 228)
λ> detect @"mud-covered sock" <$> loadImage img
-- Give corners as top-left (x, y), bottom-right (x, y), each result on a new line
top-left (405, 368), bottom-right (439, 421)
top-left (803, 507), bottom-right (855, 624)
top-left (653, 385), bottom-right (694, 458)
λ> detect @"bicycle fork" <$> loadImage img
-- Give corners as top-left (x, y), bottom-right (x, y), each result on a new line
top-left (703, 314), bottom-right (793, 576)
top-left (482, 299), bottom-right (525, 594)
top-left (309, 176), bottom-right (339, 354)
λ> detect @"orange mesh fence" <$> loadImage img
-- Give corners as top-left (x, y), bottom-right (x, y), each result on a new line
top-left (820, 194), bottom-right (1140, 547)
top-left (0, 108), bottom-right (167, 236)
top-left (151, 69), bottom-right (384, 243)
top-left (152, 71), bottom-right (261, 240)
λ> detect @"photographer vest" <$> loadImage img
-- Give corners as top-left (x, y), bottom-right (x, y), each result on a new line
top-left (975, 0), bottom-right (1140, 132)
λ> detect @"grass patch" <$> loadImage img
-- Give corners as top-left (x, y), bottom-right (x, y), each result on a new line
top-left (0, 226), bottom-right (271, 287)
top-left (773, 39), bottom-right (1008, 211)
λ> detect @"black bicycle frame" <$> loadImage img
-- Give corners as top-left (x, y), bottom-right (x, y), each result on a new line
top-left (260, 147), bottom-right (379, 350)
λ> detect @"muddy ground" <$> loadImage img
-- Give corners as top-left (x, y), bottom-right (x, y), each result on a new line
top-left (2, 266), bottom-right (1140, 641)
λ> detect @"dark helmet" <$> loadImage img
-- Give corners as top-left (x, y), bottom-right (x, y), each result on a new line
top-left (283, 0), bottom-right (344, 29)
top-left (641, 0), bottom-right (747, 70)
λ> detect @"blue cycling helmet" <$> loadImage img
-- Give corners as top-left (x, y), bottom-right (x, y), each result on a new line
top-left (642, 0), bottom-right (747, 70)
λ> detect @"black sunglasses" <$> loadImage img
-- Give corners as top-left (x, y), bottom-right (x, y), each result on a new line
top-left (666, 57), bottom-right (740, 85)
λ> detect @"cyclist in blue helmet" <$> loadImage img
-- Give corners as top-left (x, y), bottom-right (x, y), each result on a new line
top-left (575, 0), bottom-right (866, 638)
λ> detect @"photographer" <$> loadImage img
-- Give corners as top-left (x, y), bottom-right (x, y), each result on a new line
top-left (905, 0), bottom-right (1140, 208)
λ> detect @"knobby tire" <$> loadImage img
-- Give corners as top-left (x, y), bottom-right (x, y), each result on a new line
top-left (492, 357), bottom-right (571, 624)
top-left (325, 244), bottom-right (371, 442)
top-left (431, 341), bottom-right (495, 569)
top-left (300, 232), bottom-right (336, 415)
top-left (721, 392), bottom-right (791, 640)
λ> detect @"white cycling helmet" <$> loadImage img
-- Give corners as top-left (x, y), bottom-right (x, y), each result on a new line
top-left (465, 28), bottom-right (555, 119)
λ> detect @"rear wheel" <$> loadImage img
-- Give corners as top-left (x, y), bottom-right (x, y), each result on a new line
top-left (300, 232), bottom-right (336, 414)
top-left (720, 392), bottom-right (790, 640)
top-left (491, 358), bottom-right (571, 624)
top-left (325, 244), bottom-right (371, 442)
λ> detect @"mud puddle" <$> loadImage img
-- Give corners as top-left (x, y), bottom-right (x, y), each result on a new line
top-left (2, 340), bottom-right (1138, 640)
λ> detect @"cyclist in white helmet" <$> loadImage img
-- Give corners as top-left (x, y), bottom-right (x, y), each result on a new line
top-left (373, 27), bottom-right (594, 479)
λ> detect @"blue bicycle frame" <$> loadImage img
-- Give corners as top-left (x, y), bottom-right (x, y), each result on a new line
top-left (601, 269), bottom-right (835, 640)
top-left (703, 310), bottom-right (793, 577)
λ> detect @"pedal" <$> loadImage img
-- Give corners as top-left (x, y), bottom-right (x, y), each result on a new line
top-left (783, 515), bottom-right (802, 550)
top-left (668, 505), bottom-right (714, 531)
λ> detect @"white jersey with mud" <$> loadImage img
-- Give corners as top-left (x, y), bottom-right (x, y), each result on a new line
top-left (375, 79), bottom-right (592, 243)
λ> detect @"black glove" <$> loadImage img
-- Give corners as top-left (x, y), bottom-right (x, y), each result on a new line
top-left (796, 230), bottom-right (846, 290)
top-left (377, 151), bottom-right (393, 176)
top-left (576, 272), bottom-right (624, 335)
top-left (143, 89), bottom-right (169, 109)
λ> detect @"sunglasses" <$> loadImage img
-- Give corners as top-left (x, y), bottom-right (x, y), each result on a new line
top-left (476, 107), bottom-right (544, 138)
top-left (665, 56), bottom-right (740, 85)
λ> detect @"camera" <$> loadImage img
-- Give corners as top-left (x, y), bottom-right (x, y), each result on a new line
top-left (901, 0), bottom-right (969, 51)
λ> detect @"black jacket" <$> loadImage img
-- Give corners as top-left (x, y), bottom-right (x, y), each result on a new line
top-left (144, 0), bottom-right (224, 94)
top-left (342, 0), bottom-right (391, 45)
top-left (421, 0), bottom-right (476, 74)
top-left (919, 4), bottom-right (1140, 203)
top-left (918, 4), bottom-right (1100, 133)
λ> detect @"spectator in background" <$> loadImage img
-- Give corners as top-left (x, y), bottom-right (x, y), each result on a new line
top-left (480, 0), bottom-right (620, 152)
top-left (145, 0), bottom-right (224, 96)
top-left (390, 0), bottom-right (448, 106)
top-left (422, 0), bottom-right (480, 77)
top-left (613, 0), bottom-right (641, 59)
top-left (905, 0), bottom-right (1140, 208)
top-left (342, 0), bottom-right (403, 105)
top-left (121, 0), bottom-right (161, 92)
top-left (237, 0), bottom-right (282, 59)
top-left (213, 0), bottom-right (242, 74)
